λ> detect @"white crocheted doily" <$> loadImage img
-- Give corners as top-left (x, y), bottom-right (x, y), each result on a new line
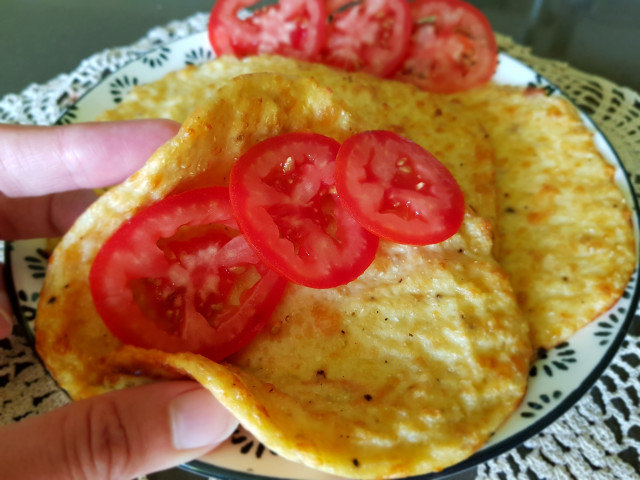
top-left (1, 11), bottom-right (640, 480)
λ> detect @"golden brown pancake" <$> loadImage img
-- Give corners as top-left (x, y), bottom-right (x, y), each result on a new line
top-left (36, 72), bottom-right (531, 478)
top-left (453, 84), bottom-right (636, 349)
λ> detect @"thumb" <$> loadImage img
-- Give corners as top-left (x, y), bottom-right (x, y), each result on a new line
top-left (0, 265), bottom-right (15, 339)
top-left (0, 381), bottom-right (238, 480)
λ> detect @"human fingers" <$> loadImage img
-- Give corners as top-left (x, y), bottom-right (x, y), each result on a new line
top-left (0, 381), bottom-right (239, 480)
top-left (0, 269), bottom-right (12, 339)
top-left (0, 120), bottom-right (181, 328)
top-left (0, 188), bottom-right (98, 339)
top-left (0, 188), bottom-right (98, 240)
top-left (0, 120), bottom-right (180, 197)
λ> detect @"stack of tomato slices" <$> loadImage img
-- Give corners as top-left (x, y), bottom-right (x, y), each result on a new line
top-left (90, 131), bottom-right (465, 361)
top-left (208, 0), bottom-right (498, 93)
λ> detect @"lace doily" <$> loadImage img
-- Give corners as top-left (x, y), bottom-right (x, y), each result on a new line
top-left (1, 11), bottom-right (640, 480)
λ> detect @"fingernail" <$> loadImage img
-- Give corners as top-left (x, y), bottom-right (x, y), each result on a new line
top-left (169, 387), bottom-right (238, 450)
top-left (0, 308), bottom-right (13, 340)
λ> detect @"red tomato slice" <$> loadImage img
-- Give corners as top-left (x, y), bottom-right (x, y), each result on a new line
top-left (335, 131), bottom-right (465, 245)
top-left (396, 0), bottom-right (497, 93)
top-left (320, 0), bottom-right (412, 77)
top-left (229, 133), bottom-right (379, 289)
top-left (89, 187), bottom-right (286, 362)
top-left (208, 0), bottom-right (327, 60)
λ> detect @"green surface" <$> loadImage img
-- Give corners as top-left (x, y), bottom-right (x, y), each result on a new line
top-left (0, 0), bottom-right (212, 95)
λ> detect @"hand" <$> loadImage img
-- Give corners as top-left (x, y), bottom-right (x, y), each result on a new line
top-left (0, 121), bottom-right (239, 480)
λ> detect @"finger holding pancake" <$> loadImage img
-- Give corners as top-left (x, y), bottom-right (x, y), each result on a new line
top-left (36, 73), bottom-right (362, 396)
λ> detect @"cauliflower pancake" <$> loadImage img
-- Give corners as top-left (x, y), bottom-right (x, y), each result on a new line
top-left (36, 73), bottom-right (531, 478)
top-left (454, 85), bottom-right (636, 349)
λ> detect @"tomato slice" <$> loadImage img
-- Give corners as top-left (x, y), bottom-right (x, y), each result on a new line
top-left (335, 131), bottom-right (465, 245)
top-left (208, 0), bottom-right (327, 60)
top-left (396, 0), bottom-right (497, 93)
top-left (89, 187), bottom-right (286, 362)
top-left (229, 133), bottom-right (379, 289)
top-left (320, 0), bottom-right (412, 77)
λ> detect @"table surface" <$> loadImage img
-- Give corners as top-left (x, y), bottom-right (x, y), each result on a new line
top-left (2, 1), bottom-right (639, 479)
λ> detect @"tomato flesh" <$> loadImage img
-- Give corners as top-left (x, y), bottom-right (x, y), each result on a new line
top-left (89, 187), bottom-right (286, 361)
top-left (335, 130), bottom-right (465, 245)
top-left (208, 0), bottom-right (327, 60)
top-left (397, 0), bottom-right (497, 93)
top-left (229, 133), bottom-right (379, 288)
top-left (321, 0), bottom-right (411, 77)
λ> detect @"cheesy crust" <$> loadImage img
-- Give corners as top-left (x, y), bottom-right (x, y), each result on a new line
top-left (455, 85), bottom-right (636, 349)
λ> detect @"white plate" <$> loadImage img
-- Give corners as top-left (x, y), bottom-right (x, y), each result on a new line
top-left (5, 31), bottom-right (640, 479)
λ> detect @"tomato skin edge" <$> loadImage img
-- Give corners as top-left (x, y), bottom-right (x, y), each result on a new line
top-left (397, 0), bottom-right (498, 93)
top-left (208, 0), bottom-right (328, 61)
top-left (229, 132), bottom-right (379, 289)
top-left (335, 131), bottom-right (465, 246)
top-left (321, 0), bottom-right (413, 78)
top-left (232, 205), bottom-right (379, 289)
top-left (89, 187), bottom-right (287, 362)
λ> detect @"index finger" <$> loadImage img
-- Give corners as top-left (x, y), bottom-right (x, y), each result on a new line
top-left (0, 120), bottom-right (180, 197)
